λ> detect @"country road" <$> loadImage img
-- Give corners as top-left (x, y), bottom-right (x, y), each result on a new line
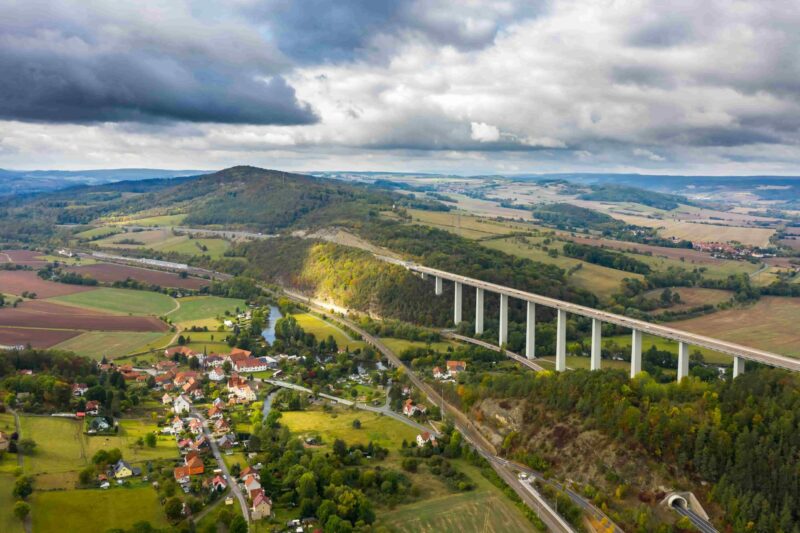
top-left (191, 409), bottom-right (249, 522)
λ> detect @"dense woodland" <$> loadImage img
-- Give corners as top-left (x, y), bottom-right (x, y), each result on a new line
top-left (458, 368), bottom-right (800, 533)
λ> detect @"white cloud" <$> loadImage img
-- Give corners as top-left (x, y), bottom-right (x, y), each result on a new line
top-left (470, 122), bottom-right (501, 142)
top-left (633, 148), bottom-right (666, 161)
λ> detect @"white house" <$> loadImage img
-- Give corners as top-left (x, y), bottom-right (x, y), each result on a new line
top-left (416, 432), bottom-right (437, 447)
top-left (174, 394), bottom-right (193, 414)
top-left (208, 367), bottom-right (226, 382)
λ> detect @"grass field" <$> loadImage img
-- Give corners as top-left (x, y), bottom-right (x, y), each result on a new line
top-left (378, 461), bottom-right (536, 533)
top-left (599, 334), bottom-right (731, 365)
top-left (538, 355), bottom-right (632, 371)
top-left (51, 287), bottom-right (177, 316)
top-left (281, 408), bottom-right (418, 449)
top-left (169, 295), bottom-right (245, 323)
top-left (155, 237), bottom-right (229, 259)
top-left (112, 213), bottom-right (187, 226)
top-left (20, 416), bottom-right (84, 474)
top-left (0, 474), bottom-right (25, 533)
top-left (74, 226), bottom-right (123, 240)
top-left (671, 297), bottom-right (800, 358)
top-left (291, 313), bottom-right (366, 351)
top-left (93, 225), bottom-right (229, 258)
top-left (32, 485), bottom-right (168, 532)
top-left (53, 331), bottom-right (167, 359)
top-left (643, 287), bottom-right (732, 313)
top-left (381, 337), bottom-right (457, 355)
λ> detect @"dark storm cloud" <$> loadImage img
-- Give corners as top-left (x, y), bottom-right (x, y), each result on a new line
top-left (0, 1), bottom-right (317, 125)
top-left (247, 0), bottom-right (543, 63)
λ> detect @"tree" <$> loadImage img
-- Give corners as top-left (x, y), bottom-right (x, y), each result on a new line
top-left (13, 501), bottom-right (30, 521)
top-left (164, 497), bottom-right (183, 521)
top-left (352, 419), bottom-right (361, 429)
top-left (144, 433), bottom-right (157, 448)
top-left (16, 438), bottom-right (36, 455)
top-left (12, 476), bottom-right (33, 499)
top-left (297, 472), bottom-right (317, 499)
top-left (333, 439), bottom-right (347, 459)
top-left (177, 335), bottom-right (186, 346)
top-left (229, 515), bottom-right (248, 533)
top-left (79, 466), bottom-right (95, 485)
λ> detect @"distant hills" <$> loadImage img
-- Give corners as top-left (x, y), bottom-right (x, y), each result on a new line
top-left (0, 168), bottom-right (210, 196)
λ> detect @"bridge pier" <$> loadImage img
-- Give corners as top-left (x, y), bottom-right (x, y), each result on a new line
top-left (475, 287), bottom-right (484, 334)
top-left (591, 318), bottom-right (601, 370)
top-left (631, 329), bottom-right (642, 377)
top-left (435, 276), bottom-right (443, 296)
top-left (556, 309), bottom-right (566, 372)
top-left (525, 301), bottom-right (535, 359)
top-left (499, 294), bottom-right (508, 346)
top-left (454, 282), bottom-right (463, 324)
top-left (733, 356), bottom-right (746, 378)
top-left (678, 342), bottom-right (689, 381)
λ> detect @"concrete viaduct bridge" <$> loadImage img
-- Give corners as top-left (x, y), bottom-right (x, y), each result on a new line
top-left (380, 257), bottom-right (800, 379)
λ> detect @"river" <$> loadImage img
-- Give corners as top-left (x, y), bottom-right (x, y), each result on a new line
top-left (260, 304), bottom-right (283, 344)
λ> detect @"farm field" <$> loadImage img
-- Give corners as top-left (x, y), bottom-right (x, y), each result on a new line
top-left (110, 213), bottom-right (188, 226)
top-left (32, 485), bottom-right (169, 532)
top-left (51, 287), bottom-right (177, 316)
top-left (0, 300), bottom-right (167, 332)
top-left (406, 209), bottom-right (537, 240)
top-left (65, 262), bottom-right (209, 289)
top-left (643, 287), bottom-right (732, 313)
top-left (74, 225), bottom-right (122, 240)
top-left (482, 236), bottom-right (642, 298)
top-left (291, 312), bottom-right (366, 351)
top-left (52, 331), bottom-right (167, 359)
top-left (610, 214), bottom-right (775, 247)
top-left (280, 408), bottom-right (418, 449)
top-left (92, 227), bottom-right (230, 258)
top-left (0, 326), bottom-right (81, 348)
top-left (671, 297), bottom-right (800, 358)
top-left (0, 474), bottom-right (24, 533)
top-left (377, 460), bottom-right (536, 533)
top-left (0, 249), bottom-right (51, 267)
top-left (169, 295), bottom-right (245, 323)
top-left (0, 269), bottom-right (97, 298)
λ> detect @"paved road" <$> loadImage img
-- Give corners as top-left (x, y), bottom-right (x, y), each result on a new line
top-left (444, 332), bottom-right (547, 372)
top-left (190, 410), bottom-right (249, 522)
top-left (385, 258), bottom-right (800, 372)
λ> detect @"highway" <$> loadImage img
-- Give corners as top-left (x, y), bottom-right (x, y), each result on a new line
top-left (674, 505), bottom-right (719, 533)
top-left (387, 258), bottom-right (800, 372)
top-left (191, 409), bottom-right (249, 522)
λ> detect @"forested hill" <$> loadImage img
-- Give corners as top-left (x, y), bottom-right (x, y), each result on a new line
top-left (0, 165), bottom-right (444, 241)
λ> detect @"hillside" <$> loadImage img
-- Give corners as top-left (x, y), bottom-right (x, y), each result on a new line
top-left (0, 166), bottom-right (444, 242)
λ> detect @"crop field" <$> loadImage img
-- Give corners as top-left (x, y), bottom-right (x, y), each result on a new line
top-left (93, 227), bottom-right (230, 258)
top-left (610, 214), bottom-right (775, 247)
top-left (0, 300), bottom-right (167, 332)
top-left (407, 209), bottom-right (536, 240)
top-left (155, 237), bottom-right (229, 259)
top-left (0, 326), bottom-right (81, 348)
top-left (378, 461), bottom-right (535, 533)
top-left (51, 287), bottom-right (177, 316)
top-left (292, 312), bottom-right (366, 350)
top-left (168, 295), bottom-right (245, 323)
top-left (111, 213), bottom-right (187, 226)
top-left (281, 408), bottom-right (418, 449)
top-left (74, 225), bottom-right (122, 240)
top-left (53, 331), bottom-right (167, 359)
top-left (0, 269), bottom-right (97, 298)
top-left (65, 262), bottom-right (209, 289)
top-left (671, 297), bottom-right (800, 358)
top-left (32, 485), bottom-right (169, 532)
top-left (0, 249), bottom-right (51, 267)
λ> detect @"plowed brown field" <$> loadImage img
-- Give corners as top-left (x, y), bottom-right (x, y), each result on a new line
top-left (0, 270), bottom-right (98, 298)
top-left (65, 263), bottom-right (208, 289)
top-left (0, 300), bottom-right (167, 332)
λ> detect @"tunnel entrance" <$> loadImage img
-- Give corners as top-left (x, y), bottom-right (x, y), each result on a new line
top-left (668, 494), bottom-right (689, 509)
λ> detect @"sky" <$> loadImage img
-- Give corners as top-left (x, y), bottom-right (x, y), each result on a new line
top-left (2, 0), bottom-right (800, 175)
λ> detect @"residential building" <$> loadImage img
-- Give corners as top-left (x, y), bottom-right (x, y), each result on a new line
top-left (416, 432), bottom-right (437, 447)
top-left (113, 460), bottom-right (140, 479)
top-left (251, 492), bottom-right (273, 520)
top-left (173, 394), bottom-right (193, 414)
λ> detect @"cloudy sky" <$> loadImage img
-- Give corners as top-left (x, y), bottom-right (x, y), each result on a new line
top-left (2, 0), bottom-right (800, 175)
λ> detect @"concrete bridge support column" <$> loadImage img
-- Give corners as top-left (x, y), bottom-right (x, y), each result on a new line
top-left (631, 329), bottom-right (643, 377)
top-left (454, 282), bottom-right (463, 325)
top-left (435, 276), bottom-right (443, 296)
top-left (678, 342), bottom-right (689, 382)
top-left (556, 309), bottom-right (567, 372)
top-left (499, 294), bottom-right (508, 347)
top-left (475, 287), bottom-right (484, 334)
top-left (420, 272), bottom-right (426, 280)
top-left (525, 301), bottom-right (536, 359)
top-left (590, 318), bottom-right (602, 370)
top-left (733, 356), bottom-right (746, 378)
